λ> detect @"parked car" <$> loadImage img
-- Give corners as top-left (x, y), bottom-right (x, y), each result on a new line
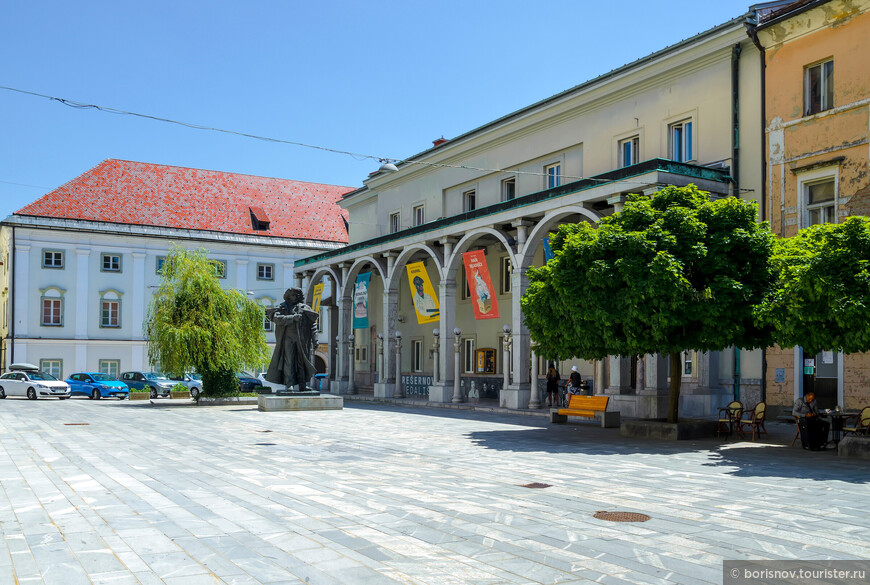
top-left (0, 363), bottom-right (70, 400)
top-left (169, 373), bottom-right (203, 398)
top-left (66, 372), bottom-right (129, 400)
top-left (120, 371), bottom-right (175, 398)
top-left (257, 371), bottom-right (281, 392)
top-left (237, 372), bottom-right (260, 392)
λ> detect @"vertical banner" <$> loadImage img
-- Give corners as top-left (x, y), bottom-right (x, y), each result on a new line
top-left (311, 283), bottom-right (325, 313)
top-left (543, 237), bottom-right (555, 262)
top-left (462, 250), bottom-right (499, 320)
top-left (406, 262), bottom-right (440, 324)
top-left (352, 272), bottom-right (371, 329)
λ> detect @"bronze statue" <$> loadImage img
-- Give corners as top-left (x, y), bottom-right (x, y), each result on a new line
top-left (265, 287), bottom-right (319, 392)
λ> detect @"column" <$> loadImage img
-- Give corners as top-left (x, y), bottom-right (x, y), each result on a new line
top-left (504, 266), bottom-right (530, 409)
top-left (594, 359), bottom-right (606, 396)
top-left (235, 259), bottom-right (248, 294)
top-left (131, 252), bottom-right (146, 339)
top-left (428, 278), bottom-right (457, 402)
top-left (528, 347), bottom-right (540, 409)
top-left (607, 355), bottom-right (633, 394)
top-left (374, 287), bottom-right (399, 398)
top-left (75, 249), bottom-right (90, 340)
top-left (452, 330), bottom-right (463, 403)
top-left (347, 334), bottom-right (356, 394)
top-left (328, 305), bottom-right (338, 383)
top-left (640, 353), bottom-right (670, 418)
top-left (394, 332), bottom-right (403, 398)
top-left (14, 244), bottom-right (30, 341)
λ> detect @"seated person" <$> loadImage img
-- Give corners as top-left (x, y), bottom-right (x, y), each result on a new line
top-left (793, 391), bottom-right (830, 449)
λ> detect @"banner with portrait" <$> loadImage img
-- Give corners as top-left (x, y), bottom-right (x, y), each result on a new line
top-left (406, 261), bottom-right (439, 324)
top-left (462, 250), bottom-right (499, 320)
top-left (311, 283), bottom-right (325, 313)
top-left (352, 272), bottom-right (371, 329)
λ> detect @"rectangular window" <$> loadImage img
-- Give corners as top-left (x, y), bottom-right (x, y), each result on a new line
top-left (413, 205), bottom-right (425, 226)
top-left (257, 263), bottom-right (274, 281)
top-left (805, 59), bottom-right (834, 116)
top-left (212, 260), bottom-right (227, 279)
top-left (100, 300), bottom-right (120, 327)
top-left (806, 178), bottom-right (836, 226)
top-left (619, 136), bottom-right (639, 167)
top-left (264, 316), bottom-right (273, 332)
top-left (501, 177), bottom-right (516, 201)
top-left (42, 250), bottom-right (64, 269)
top-left (463, 338), bottom-right (475, 373)
top-left (39, 359), bottom-right (62, 379)
top-left (412, 340), bottom-right (423, 372)
top-left (545, 163), bottom-right (562, 189)
top-left (156, 256), bottom-right (166, 274)
top-left (42, 299), bottom-right (62, 326)
top-left (460, 271), bottom-right (471, 300)
top-left (669, 121), bottom-right (693, 162)
top-left (390, 212), bottom-right (400, 234)
top-left (99, 360), bottom-right (120, 378)
top-left (355, 345), bottom-right (368, 363)
top-left (463, 190), bottom-right (476, 212)
top-left (500, 256), bottom-right (512, 295)
top-left (101, 253), bottom-right (121, 272)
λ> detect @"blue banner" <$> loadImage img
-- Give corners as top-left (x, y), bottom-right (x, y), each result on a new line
top-left (543, 237), bottom-right (554, 262)
top-left (352, 272), bottom-right (371, 329)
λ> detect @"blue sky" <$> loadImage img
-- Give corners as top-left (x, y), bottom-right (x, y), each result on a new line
top-left (1, 1), bottom-right (755, 221)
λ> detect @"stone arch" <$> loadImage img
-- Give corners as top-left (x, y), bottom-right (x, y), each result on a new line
top-left (387, 243), bottom-right (444, 293)
top-left (518, 206), bottom-right (603, 271)
top-left (339, 255), bottom-right (388, 302)
top-left (305, 266), bottom-right (342, 306)
top-left (443, 227), bottom-right (517, 279)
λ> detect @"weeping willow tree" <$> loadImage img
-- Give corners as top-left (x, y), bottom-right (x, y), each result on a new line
top-left (144, 246), bottom-right (270, 397)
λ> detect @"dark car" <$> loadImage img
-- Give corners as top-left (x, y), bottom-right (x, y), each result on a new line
top-left (237, 372), bottom-right (260, 392)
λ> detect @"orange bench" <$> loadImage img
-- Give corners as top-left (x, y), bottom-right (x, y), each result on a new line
top-left (551, 395), bottom-right (620, 428)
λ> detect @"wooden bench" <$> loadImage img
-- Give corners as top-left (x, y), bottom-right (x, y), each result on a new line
top-left (551, 395), bottom-right (620, 428)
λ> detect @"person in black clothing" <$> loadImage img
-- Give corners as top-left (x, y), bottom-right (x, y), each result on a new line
top-left (566, 365), bottom-right (583, 394)
top-left (546, 365), bottom-right (560, 407)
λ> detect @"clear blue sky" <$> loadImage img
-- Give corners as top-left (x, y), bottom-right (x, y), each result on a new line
top-left (1, 1), bottom-right (755, 221)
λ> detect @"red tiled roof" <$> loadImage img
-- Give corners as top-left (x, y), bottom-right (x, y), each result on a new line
top-left (16, 159), bottom-right (353, 242)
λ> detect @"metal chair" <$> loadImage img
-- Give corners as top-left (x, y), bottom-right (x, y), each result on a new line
top-left (738, 402), bottom-right (768, 441)
top-left (717, 400), bottom-right (743, 438)
top-left (842, 406), bottom-right (870, 437)
top-left (791, 416), bottom-right (801, 446)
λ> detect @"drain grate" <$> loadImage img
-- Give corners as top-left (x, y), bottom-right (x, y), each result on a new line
top-left (593, 511), bottom-right (651, 522)
top-left (254, 443), bottom-right (276, 446)
top-left (64, 423), bottom-right (90, 426)
top-left (520, 482), bottom-right (552, 489)
top-left (257, 430), bottom-right (273, 433)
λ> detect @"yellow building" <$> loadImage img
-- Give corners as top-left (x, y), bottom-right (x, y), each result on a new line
top-left (754, 0), bottom-right (870, 413)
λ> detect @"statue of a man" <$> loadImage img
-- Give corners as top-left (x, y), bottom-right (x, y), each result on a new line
top-left (265, 287), bottom-right (319, 392)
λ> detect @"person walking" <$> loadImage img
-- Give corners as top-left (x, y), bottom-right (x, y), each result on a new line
top-left (545, 365), bottom-right (560, 407)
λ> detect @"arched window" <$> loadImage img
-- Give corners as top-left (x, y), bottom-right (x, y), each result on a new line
top-left (99, 289), bottom-right (123, 328)
top-left (39, 286), bottom-right (66, 327)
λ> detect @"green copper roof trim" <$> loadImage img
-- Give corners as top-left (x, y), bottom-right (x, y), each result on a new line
top-left (296, 158), bottom-right (732, 268)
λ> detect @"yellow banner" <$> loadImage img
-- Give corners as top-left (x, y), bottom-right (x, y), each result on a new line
top-left (406, 262), bottom-right (440, 324)
top-left (311, 283), bottom-right (325, 313)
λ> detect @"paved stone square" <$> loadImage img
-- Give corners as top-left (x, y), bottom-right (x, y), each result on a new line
top-left (0, 398), bottom-right (868, 585)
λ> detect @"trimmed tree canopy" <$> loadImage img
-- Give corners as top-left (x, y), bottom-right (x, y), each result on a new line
top-left (521, 185), bottom-right (774, 421)
top-left (757, 216), bottom-right (870, 355)
top-left (144, 247), bottom-right (269, 394)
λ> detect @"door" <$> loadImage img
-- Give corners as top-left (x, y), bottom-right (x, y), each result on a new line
top-left (802, 349), bottom-right (838, 410)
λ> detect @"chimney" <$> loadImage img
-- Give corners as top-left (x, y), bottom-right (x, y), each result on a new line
top-left (432, 136), bottom-right (448, 147)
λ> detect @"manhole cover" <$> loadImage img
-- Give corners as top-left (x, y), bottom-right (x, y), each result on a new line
top-left (254, 443), bottom-right (276, 446)
top-left (64, 423), bottom-right (90, 426)
top-left (593, 511), bottom-right (650, 522)
top-left (520, 482), bottom-right (552, 489)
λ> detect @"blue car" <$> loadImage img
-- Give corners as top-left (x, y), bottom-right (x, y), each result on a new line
top-left (66, 372), bottom-right (130, 400)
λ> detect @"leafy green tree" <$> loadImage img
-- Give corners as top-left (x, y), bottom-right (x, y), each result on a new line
top-left (144, 247), bottom-right (269, 397)
top-left (757, 216), bottom-right (870, 355)
top-left (521, 185), bottom-right (775, 422)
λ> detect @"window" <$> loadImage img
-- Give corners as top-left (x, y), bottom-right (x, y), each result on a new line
top-left (101, 253), bottom-right (121, 272)
top-left (460, 271), bottom-right (471, 300)
top-left (619, 136), bottom-right (639, 167)
top-left (101, 300), bottom-right (120, 327)
top-left (805, 59), bottom-right (833, 116)
top-left (544, 163), bottom-right (562, 189)
top-left (806, 178), bottom-right (836, 226)
top-left (257, 263), bottom-right (274, 281)
top-left (463, 190), bottom-right (476, 212)
top-left (669, 120), bottom-right (693, 162)
top-left (40, 287), bottom-right (64, 327)
top-left (500, 256), bottom-right (512, 295)
top-left (413, 205), bottom-right (425, 226)
top-left (212, 260), bottom-right (227, 279)
top-left (355, 345), bottom-right (368, 363)
top-left (42, 250), bottom-right (64, 269)
top-left (412, 340), bottom-right (423, 372)
top-left (99, 360), bottom-right (120, 378)
top-left (501, 177), bottom-right (516, 201)
top-left (463, 338), bottom-right (475, 373)
top-left (390, 212), bottom-right (400, 234)
top-left (39, 359), bottom-right (62, 379)
top-left (156, 256), bottom-right (166, 274)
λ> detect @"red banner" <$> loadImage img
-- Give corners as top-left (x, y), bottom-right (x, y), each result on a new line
top-left (462, 250), bottom-right (499, 320)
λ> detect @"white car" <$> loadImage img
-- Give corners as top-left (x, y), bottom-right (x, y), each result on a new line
top-left (168, 373), bottom-right (203, 398)
top-left (0, 366), bottom-right (71, 400)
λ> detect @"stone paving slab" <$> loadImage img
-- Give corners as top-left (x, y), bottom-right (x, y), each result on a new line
top-left (0, 398), bottom-right (868, 584)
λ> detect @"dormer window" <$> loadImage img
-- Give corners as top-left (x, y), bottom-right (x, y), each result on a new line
top-left (249, 206), bottom-right (271, 231)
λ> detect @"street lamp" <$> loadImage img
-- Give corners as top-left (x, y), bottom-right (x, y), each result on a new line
top-left (502, 324), bottom-right (512, 388)
top-left (376, 332), bottom-right (384, 384)
top-left (394, 331), bottom-right (404, 398)
top-left (347, 333), bottom-right (356, 395)
top-left (452, 327), bottom-right (463, 403)
top-left (432, 328), bottom-right (440, 384)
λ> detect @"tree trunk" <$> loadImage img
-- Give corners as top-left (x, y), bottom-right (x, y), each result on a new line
top-left (668, 351), bottom-right (682, 423)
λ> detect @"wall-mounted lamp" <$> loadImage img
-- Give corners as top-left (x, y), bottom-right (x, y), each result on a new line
top-left (453, 327), bottom-right (462, 336)
top-left (433, 328), bottom-right (440, 337)
top-left (503, 324), bottom-right (512, 335)
top-left (378, 159), bottom-right (399, 173)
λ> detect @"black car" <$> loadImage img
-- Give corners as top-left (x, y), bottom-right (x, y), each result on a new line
top-left (237, 372), bottom-right (260, 392)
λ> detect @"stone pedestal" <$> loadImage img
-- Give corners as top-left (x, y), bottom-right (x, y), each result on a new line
top-left (500, 384), bottom-right (531, 409)
top-left (427, 382), bottom-right (453, 403)
top-left (373, 382), bottom-right (396, 398)
top-left (258, 394), bottom-right (343, 412)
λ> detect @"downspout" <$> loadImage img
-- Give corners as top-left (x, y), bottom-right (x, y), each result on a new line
top-left (9, 225), bottom-right (14, 368)
top-left (731, 43), bottom-right (742, 402)
top-left (747, 18), bottom-right (768, 403)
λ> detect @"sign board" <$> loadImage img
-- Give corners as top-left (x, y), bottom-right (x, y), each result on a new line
top-left (775, 368), bottom-right (786, 383)
top-left (804, 359), bottom-right (815, 367)
top-left (803, 366), bottom-right (815, 375)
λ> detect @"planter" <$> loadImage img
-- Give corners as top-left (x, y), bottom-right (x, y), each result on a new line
top-left (170, 390), bottom-right (191, 399)
top-left (620, 418), bottom-right (718, 440)
top-left (129, 392), bottom-right (149, 401)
